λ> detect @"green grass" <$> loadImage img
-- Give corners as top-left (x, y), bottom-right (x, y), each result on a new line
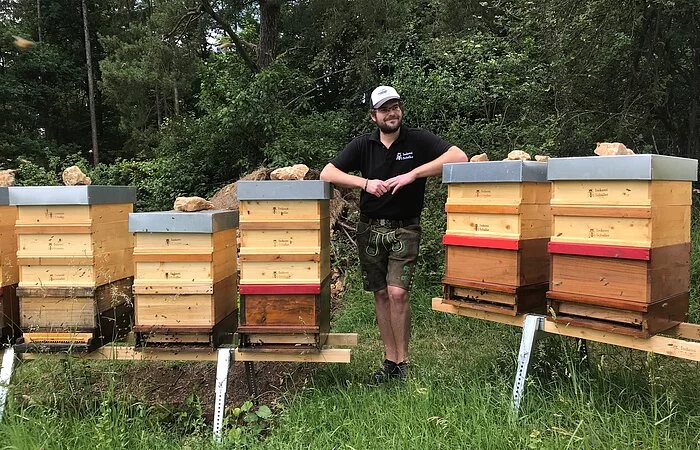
top-left (2, 212), bottom-right (700, 448)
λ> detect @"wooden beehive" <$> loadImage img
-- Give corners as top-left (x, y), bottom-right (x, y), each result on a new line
top-left (129, 210), bottom-right (239, 346)
top-left (441, 161), bottom-right (551, 315)
top-left (0, 187), bottom-right (19, 339)
top-left (546, 155), bottom-right (697, 336)
top-left (10, 186), bottom-right (136, 352)
top-left (237, 180), bottom-right (332, 349)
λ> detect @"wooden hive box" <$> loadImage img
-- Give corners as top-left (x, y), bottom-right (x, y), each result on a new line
top-left (130, 210), bottom-right (239, 346)
top-left (0, 187), bottom-right (19, 339)
top-left (441, 161), bottom-right (551, 315)
top-left (237, 180), bottom-right (332, 349)
top-left (546, 155), bottom-right (697, 336)
top-left (9, 186), bottom-right (136, 352)
top-left (11, 186), bottom-right (135, 288)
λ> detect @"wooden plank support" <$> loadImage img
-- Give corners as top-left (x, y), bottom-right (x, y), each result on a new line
top-left (20, 343), bottom-right (355, 363)
top-left (233, 348), bottom-right (351, 363)
top-left (432, 297), bottom-right (700, 362)
top-left (432, 297), bottom-right (526, 327)
top-left (20, 346), bottom-right (220, 361)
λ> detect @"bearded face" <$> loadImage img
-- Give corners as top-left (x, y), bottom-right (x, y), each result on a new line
top-left (371, 101), bottom-right (403, 133)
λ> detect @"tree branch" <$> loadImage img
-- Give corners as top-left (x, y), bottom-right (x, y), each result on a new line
top-left (200, 0), bottom-right (259, 73)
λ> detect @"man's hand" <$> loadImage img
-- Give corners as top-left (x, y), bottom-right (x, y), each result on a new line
top-left (386, 172), bottom-right (417, 195)
top-left (366, 179), bottom-right (389, 197)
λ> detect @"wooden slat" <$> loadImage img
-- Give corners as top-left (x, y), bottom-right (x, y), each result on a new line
top-left (322, 333), bottom-right (358, 347)
top-left (665, 322), bottom-right (700, 341)
top-left (238, 220), bottom-right (322, 230)
top-left (548, 241), bottom-right (650, 260)
top-left (443, 277), bottom-right (518, 294)
top-left (233, 348), bottom-right (351, 363)
top-left (135, 232), bottom-right (213, 251)
top-left (551, 206), bottom-right (652, 218)
top-left (445, 204), bottom-right (520, 214)
top-left (431, 297), bottom-right (526, 327)
top-left (132, 253), bottom-right (213, 263)
top-left (556, 301), bottom-right (643, 326)
top-left (242, 332), bottom-right (357, 347)
top-left (239, 284), bottom-right (321, 295)
top-left (442, 234), bottom-right (521, 250)
top-left (20, 346), bottom-right (220, 361)
top-left (546, 290), bottom-right (649, 312)
top-left (133, 282), bottom-right (214, 295)
top-left (15, 225), bottom-right (93, 235)
top-left (22, 332), bottom-right (93, 344)
top-left (449, 286), bottom-right (517, 305)
top-left (443, 298), bottom-right (518, 316)
top-left (239, 253), bottom-right (321, 262)
top-left (244, 333), bottom-right (317, 345)
top-left (18, 256), bottom-right (94, 266)
top-left (237, 325), bottom-right (319, 334)
top-left (543, 320), bottom-right (700, 362)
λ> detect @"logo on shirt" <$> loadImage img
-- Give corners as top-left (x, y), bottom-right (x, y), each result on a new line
top-left (396, 151), bottom-right (414, 161)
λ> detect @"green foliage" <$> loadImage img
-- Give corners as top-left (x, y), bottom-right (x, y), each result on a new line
top-left (222, 401), bottom-right (274, 445)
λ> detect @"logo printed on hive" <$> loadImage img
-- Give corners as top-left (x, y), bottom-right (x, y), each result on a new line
top-left (396, 151), bottom-right (414, 161)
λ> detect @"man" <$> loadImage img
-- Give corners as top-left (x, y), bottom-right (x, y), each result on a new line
top-left (320, 85), bottom-right (468, 383)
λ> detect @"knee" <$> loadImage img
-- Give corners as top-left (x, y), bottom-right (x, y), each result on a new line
top-left (387, 286), bottom-right (409, 304)
top-left (374, 288), bottom-right (389, 303)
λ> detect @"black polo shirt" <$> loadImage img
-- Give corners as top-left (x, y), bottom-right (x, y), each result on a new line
top-left (331, 126), bottom-right (452, 219)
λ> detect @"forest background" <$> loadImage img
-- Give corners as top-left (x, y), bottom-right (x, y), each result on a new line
top-left (2, 0), bottom-right (699, 213)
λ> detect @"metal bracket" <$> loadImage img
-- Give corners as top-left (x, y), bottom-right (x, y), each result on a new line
top-left (245, 361), bottom-right (258, 402)
top-left (212, 348), bottom-right (232, 443)
top-left (512, 314), bottom-right (545, 412)
top-left (0, 347), bottom-right (16, 422)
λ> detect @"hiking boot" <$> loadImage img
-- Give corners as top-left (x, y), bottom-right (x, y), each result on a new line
top-left (394, 361), bottom-right (412, 381)
top-left (369, 359), bottom-right (398, 385)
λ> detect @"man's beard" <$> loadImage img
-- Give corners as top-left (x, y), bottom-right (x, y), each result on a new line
top-left (377, 116), bottom-right (402, 133)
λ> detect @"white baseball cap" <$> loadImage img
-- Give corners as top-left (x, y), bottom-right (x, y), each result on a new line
top-left (371, 85), bottom-right (401, 109)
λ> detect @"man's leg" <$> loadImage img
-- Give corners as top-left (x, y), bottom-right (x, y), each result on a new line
top-left (387, 285), bottom-right (410, 364)
top-left (374, 288), bottom-right (399, 363)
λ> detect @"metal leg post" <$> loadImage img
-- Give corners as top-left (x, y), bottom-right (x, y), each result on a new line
top-left (245, 361), bottom-right (258, 402)
top-left (0, 347), bottom-right (16, 422)
top-left (512, 314), bottom-right (544, 412)
top-left (212, 348), bottom-right (232, 443)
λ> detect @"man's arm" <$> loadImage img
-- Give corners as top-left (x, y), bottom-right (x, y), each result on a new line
top-left (320, 163), bottom-right (388, 197)
top-left (386, 146), bottom-right (468, 194)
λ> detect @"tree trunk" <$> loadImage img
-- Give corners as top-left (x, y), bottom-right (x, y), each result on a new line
top-left (155, 86), bottom-right (162, 127)
top-left (258, 0), bottom-right (283, 70)
top-left (173, 81), bottom-right (179, 116)
top-left (36, 0), bottom-right (42, 43)
top-left (81, 0), bottom-right (99, 165)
